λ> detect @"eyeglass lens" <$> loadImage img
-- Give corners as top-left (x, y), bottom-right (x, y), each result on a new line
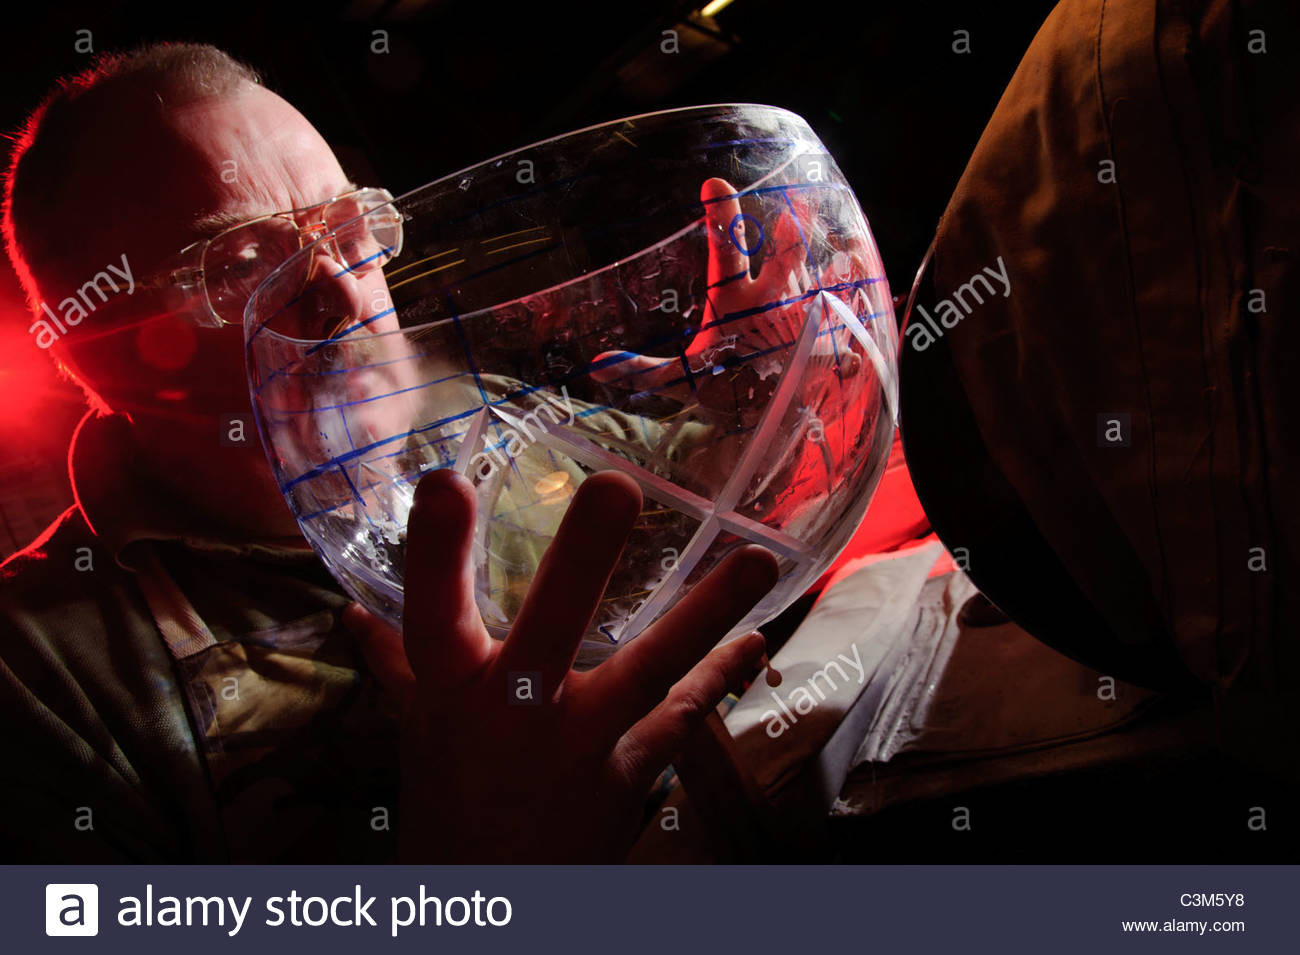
top-left (206, 191), bottom-right (401, 326)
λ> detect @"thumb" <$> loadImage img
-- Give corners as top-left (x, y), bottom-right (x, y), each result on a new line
top-left (589, 350), bottom-right (683, 392)
top-left (403, 467), bottom-right (495, 690)
top-left (342, 602), bottom-right (416, 708)
top-left (702, 176), bottom-right (747, 286)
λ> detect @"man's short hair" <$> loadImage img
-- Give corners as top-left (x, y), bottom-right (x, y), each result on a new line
top-left (2, 42), bottom-right (261, 315)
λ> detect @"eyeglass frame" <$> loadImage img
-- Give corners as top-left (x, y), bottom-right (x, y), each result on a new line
top-left (112, 186), bottom-right (400, 329)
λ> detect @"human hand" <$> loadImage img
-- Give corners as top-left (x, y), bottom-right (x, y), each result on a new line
top-left (589, 176), bottom-right (864, 410)
top-left (344, 467), bottom-right (779, 862)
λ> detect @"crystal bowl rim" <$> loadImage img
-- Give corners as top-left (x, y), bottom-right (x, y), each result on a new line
top-left (243, 102), bottom-right (827, 348)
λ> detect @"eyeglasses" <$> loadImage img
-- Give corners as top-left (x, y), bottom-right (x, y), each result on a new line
top-left (129, 186), bottom-right (403, 328)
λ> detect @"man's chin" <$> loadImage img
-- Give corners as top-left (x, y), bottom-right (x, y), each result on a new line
top-left (127, 413), bottom-right (305, 541)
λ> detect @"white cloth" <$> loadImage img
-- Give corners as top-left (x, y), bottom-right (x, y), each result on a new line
top-left (725, 542), bottom-right (951, 802)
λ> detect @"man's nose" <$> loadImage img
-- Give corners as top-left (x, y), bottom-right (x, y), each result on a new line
top-left (292, 248), bottom-right (373, 342)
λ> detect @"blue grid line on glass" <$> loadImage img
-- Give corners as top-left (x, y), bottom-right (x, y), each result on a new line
top-left (273, 304), bottom-right (876, 494)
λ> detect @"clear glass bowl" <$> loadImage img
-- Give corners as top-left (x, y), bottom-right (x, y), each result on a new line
top-left (245, 103), bottom-right (898, 666)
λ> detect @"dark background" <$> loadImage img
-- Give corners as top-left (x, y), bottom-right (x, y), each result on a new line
top-left (0, 0), bottom-right (1057, 556)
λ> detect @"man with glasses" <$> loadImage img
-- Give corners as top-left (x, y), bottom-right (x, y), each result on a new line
top-left (131, 185), bottom-right (401, 334)
top-left (0, 43), bottom-right (779, 862)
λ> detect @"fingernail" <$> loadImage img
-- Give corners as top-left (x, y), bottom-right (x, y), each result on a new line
top-left (743, 632), bottom-right (782, 687)
top-left (760, 652), bottom-right (783, 687)
top-left (414, 466), bottom-right (470, 505)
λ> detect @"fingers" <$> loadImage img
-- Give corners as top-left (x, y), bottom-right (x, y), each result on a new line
top-left (403, 467), bottom-right (495, 689)
top-left (844, 236), bottom-right (879, 280)
top-left (585, 544), bottom-right (779, 739)
top-left (496, 470), bottom-right (643, 698)
top-left (586, 350), bottom-right (679, 390)
top-left (768, 196), bottom-right (808, 265)
top-left (702, 177), bottom-right (748, 289)
top-left (342, 602), bottom-right (416, 707)
top-left (611, 630), bottom-right (767, 792)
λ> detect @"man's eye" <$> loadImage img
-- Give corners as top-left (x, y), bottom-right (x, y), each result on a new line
top-left (217, 246), bottom-right (269, 282)
top-left (339, 234), bottom-right (380, 265)
top-left (330, 201), bottom-right (364, 222)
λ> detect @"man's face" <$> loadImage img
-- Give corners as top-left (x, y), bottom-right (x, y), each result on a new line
top-left (57, 83), bottom-right (368, 538)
